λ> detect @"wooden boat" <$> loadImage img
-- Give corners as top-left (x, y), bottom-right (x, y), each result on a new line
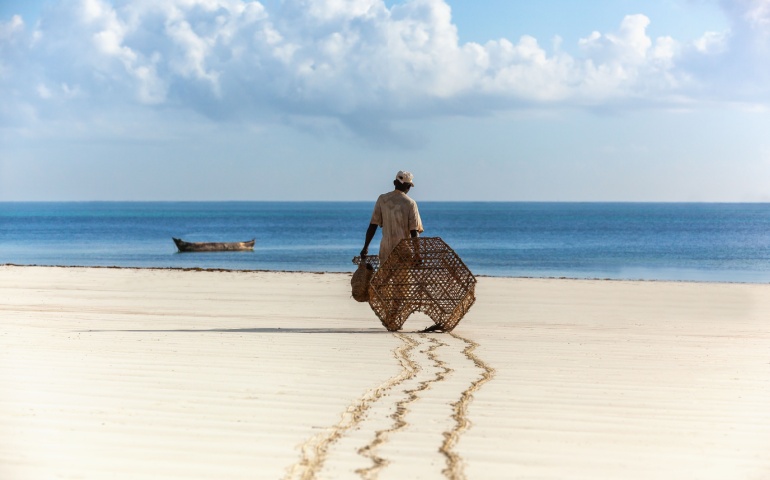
top-left (172, 237), bottom-right (255, 252)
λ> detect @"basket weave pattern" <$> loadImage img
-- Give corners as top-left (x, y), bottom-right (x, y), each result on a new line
top-left (352, 255), bottom-right (380, 270)
top-left (350, 257), bottom-right (376, 302)
top-left (367, 237), bottom-right (476, 332)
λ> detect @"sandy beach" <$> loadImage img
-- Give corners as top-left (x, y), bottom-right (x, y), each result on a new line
top-left (1, 265), bottom-right (769, 479)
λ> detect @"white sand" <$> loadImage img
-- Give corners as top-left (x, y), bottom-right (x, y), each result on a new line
top-left (1, 265), bottom-right (769, 479)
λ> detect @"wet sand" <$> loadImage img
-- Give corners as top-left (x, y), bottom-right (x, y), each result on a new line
top-left (1, 265), bottom-right (769, 479)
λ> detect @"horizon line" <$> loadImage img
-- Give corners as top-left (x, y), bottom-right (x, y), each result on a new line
top-left (2, 200), bottom-right (770, 204)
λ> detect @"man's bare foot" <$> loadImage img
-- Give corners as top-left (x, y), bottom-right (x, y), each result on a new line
top-left (419, 324), bottom-right (444, 333)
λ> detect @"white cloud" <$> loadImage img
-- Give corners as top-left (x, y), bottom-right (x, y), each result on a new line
top-left (738, 0), bottom-right (770, 28)
top-left (673, 0), bottom-right (770, 104)
top-left (577, 15), bottom-right (655, 66)
top-left (720, 0), bottom-right (770, 41)
top-left (1, 0), bottom-right (768, 141)
top-left (0, 15), bottom-right (25, 77)
top-left (694, 30), bottom-right (729, 54)
top-left (285, 0), bottom-right (384, 22)
top-left (0, 14), bottom-right (24, 40)
top-left (36, 83), bottom-right (51, 99)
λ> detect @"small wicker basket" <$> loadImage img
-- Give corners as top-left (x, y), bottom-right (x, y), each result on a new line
top-left (350, 256), bottom-right (376, 302)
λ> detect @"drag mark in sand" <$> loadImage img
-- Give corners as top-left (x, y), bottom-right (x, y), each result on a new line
top-left (439, 333), bottom-right (497, 480)
top-left (283, 334), bottom-right (419, 480)
top-left (284, 332), bottom-right (494, 480)
top-left (356, 334), bottom-right (451, 479)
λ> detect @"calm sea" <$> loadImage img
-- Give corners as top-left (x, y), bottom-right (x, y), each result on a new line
top-left (1, 202), bottom-right (769, 283)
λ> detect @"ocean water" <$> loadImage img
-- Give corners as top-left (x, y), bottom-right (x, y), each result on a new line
top-left (1, 202), bottom-right (769, 283)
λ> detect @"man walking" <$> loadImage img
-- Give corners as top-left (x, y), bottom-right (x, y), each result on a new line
top-left (361, 171), bottom-right (443, 333)
top-left (360, 170), bottom-right (423, 262)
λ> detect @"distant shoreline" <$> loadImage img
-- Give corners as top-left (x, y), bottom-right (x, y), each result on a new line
top-left (3, 263), bottom-right (763, 285)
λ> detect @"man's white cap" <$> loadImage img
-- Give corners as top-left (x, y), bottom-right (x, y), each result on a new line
top-left (395, 170), bottom-right (415, 186)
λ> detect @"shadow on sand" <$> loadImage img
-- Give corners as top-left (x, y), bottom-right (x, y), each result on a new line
top-left (79, 327), bottom-right (397, 334)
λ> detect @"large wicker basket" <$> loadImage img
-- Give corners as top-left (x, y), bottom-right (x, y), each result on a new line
top-left (364, 237), bottom-right (476, 332)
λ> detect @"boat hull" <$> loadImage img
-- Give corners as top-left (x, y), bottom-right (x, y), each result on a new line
top-left (173, 237), bottom-right (255, 252)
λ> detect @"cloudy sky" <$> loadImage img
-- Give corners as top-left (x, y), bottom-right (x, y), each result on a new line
top-left (1, 0), bottom-right (769, 201)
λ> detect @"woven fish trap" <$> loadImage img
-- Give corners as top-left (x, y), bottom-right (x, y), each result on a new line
top-left (367, 237), bottom-right (476, 332)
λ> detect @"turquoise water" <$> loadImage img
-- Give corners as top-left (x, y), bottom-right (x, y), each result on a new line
top-left (1, 202), bottom-right (769, 282)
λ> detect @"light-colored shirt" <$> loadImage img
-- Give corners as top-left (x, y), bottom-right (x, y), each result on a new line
top-left (370, 190), bottom-right (424, 262)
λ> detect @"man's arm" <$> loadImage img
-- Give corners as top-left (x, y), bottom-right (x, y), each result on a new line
top-left (411, 229), bottom-right (421, 264)
top-left (361, 223), bottom-right (379, 257)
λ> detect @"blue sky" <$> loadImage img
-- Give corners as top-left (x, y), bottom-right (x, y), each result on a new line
top-left (1, 0), bottom-right (769, 201)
